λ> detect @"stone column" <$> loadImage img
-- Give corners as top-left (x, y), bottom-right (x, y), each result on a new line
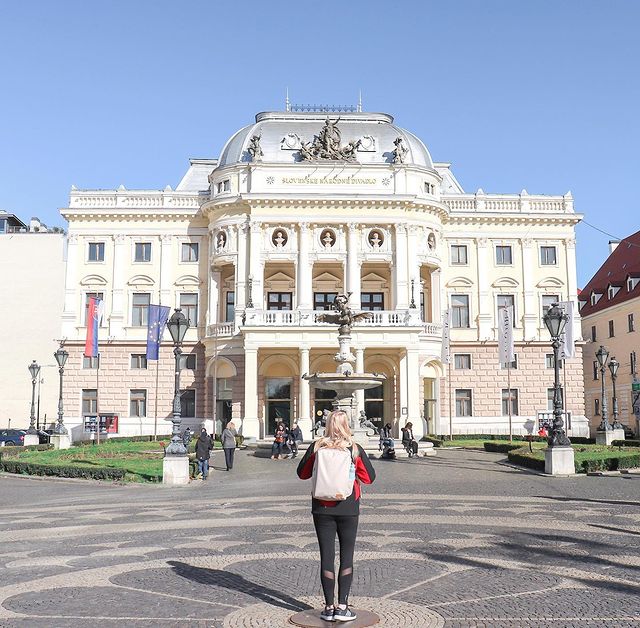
top-left (406, 349), bottom-right (423, 437)
top-left (346, 224), bottom-right (361, 308)
top-left (297, 223), bottom-right (313, 310)
top-left (298, 347), bottom-right (312, 440)
top-left (234, 223), bottom-right (247, 326)
top-left (61, 234), bottom-right (79, 337)
top-left (393, 224), bottom-right (409, 309)
top-left (521, 238), bottom-right (537, 340)
top-left (248, 220), bottom-right (263, 309)
top-left (431, 268), bottom-right (442, 324)
top-left (399, 352), bottom-right (408, 430)
top-left (207, 269), bottom-right (220, 327)
top-left (476, 237), bottom-right (492, 340)
top-left (407, 225), bottom-right (421, 308)
top-left (355, 348), bottom-right (365, 414)
top-left (242, 348), bottom-right (260, 439)
top-left (109, 234), bottom-right (128, 337)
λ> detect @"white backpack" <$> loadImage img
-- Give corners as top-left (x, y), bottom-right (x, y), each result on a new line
top-left (311, 444), bottom-right (357, 501)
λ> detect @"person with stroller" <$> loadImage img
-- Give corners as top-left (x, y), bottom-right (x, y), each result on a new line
top-left (401, 422), bottom-right (419, 458)
top-left (379, 422), bottom-right (395, 459)
top-left (271, 421), bottom-right (287, 459)
top-left (288, 421), bottom-right (303, 458)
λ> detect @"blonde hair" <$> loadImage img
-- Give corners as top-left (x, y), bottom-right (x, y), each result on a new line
top-left (226, 421), bottom-right (236, 430)
top-left (317, 410), bottom-right (353, 450)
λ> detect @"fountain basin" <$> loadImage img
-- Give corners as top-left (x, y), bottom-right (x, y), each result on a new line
top-left (305, 372), bottom-right (385, 398)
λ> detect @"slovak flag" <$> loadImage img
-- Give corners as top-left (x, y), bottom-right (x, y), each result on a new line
top-left (84, 296), bottom-right (104, 357)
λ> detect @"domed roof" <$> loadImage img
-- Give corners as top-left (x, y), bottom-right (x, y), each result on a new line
top-left (217, 111), bottom-right (433, 169)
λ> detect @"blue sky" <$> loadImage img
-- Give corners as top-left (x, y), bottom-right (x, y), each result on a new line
top-left (1, 0), bottom-right (638, 286)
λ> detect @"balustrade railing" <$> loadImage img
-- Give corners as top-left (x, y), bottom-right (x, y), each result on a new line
top-left (444, 193), bottom-right (573, 214)
top-left (206, 322), bottom-right (236, 337)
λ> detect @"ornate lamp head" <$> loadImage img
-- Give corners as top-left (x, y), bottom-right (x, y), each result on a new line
top-left (167, 308), bottom-right (190, 344)
top-left (28, 360), bottom-right (40, 380)
top-left (608, 356), bottom-right (620, 378)
top-left (595, 345), bottom-right (610, 368)
top-left (54, 346), bottom-right (69, 368)
top-left (543, 303), bottom-right (567, 338)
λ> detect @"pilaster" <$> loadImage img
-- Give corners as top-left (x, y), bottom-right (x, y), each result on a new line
top-left (476, 237), bottom-right (492, 340)
top-left (110, 234), bottom-right (128, 337)
top-left (521, 238), bottom-right (537, 340)
top-left (299, 347), bottom-right (312, 439)
top-left (297, 222), bottom-right (313, 309)
top-left (346, 224), bottom-right (361, 308)
top-left (242, 348), bottom-right (259, 439)
top-left (62, 234), bottom-right (79, 337)
top-left (393, 223), bottom-right (409, 309)
top-left (248, 220), bottom-right (263, 309)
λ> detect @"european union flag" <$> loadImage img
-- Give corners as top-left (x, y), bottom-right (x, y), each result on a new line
top-left (146, 304), bottom-right (170, 360)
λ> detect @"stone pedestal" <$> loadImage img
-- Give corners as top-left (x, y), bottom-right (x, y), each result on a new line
top-left (50, 434), bottom-right (71, 450)
top-left (544, 446), bottom-right (575, 475)
top-left (162, 455), bottom-right (190, 485)
top-left (23, 434), bottom-right (39, 447)
top-left (596, 429), bottom-right (621, 445)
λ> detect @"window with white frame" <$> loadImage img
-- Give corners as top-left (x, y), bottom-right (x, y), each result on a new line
top-left (181, 353), bottom-right (197, 370)
top-left (454, 354), bottom-right (472, 370)
top-left (82, 389), bottom-right (98, 415)
top-left (628, 276), bottom-right (640, 292)
top-left (495, 245), bottom-right (512, 265)
top-left (83, 355), bottom-right (100, 369)
top-left (134, 242), bottom-right (151, 263)
top-left (593, 361), bottom-right (599, 380)
top-left (450, 244), bottom-right (468, 265)
top-left (88, 242), bottom-right (105, 262)
top-left (181, 242), bottom-right (199, 262)
top-left (179, 293), bottom-right (198, 326)
top-left (545, 354), bottom-right (563, 369)
top-left (540, 245), bottom-right (557, 265)
top-left (129, 390), bottom-right (147, 417)
top-left (455, 389), bottom-right (473, 417)
top-left (594, 398), bottom-right (600, 415)
top-left (542, 294), bottom-right (559, 319)
top-left (629, 313), bottom-right (635, 332)
top-left (130, 354), bottom-right (148, 369)
top-left (131, 293), bottom-right (151, 327)
top-left (180, 389), bottom-right (196, 418)
top-left (609, 320), bottom-right (615, 337)
top-left (497, 294), bottom-right (516, 327)
top-left (451, 294), bottom-right (470, 328)
top-left (501, 389), bottom-right (519, 415)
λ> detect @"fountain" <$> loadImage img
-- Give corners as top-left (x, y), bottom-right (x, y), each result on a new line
top-left (304, 294), bottom-right (385, 446)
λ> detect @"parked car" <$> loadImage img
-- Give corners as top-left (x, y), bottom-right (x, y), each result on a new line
top-left (0, 429), bottom-right (26, 446)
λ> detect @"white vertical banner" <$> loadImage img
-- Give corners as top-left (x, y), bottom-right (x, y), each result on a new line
top-left (441, 309), bottom-right (451, 365)
top-left (558, 300), bottom-right (575, 359)
top-left (498, 306), bottom-right (515, 366)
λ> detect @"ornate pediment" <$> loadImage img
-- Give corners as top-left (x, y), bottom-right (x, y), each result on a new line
top-left (298, 118), bottom-right (361, 162)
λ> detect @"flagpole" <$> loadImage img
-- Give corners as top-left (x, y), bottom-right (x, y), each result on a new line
top-left (448, 360), bottom-right (453, 441)
top-left (507, 358), bottom-right (512, 443)
top-left (96, 352), bottom-right (100, 446)
top-left (153, 358), bottom-right (159, 441)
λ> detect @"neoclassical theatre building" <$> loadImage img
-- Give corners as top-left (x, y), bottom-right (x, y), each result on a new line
top-left (60, 108), bottom-right (587, 442)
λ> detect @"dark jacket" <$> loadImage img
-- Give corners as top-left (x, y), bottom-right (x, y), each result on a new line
top-left (195, 434), bottom-right (213, 460)
top-left (297, 442), bottom-right (375, 516)
top-left (289, 426), bottom-right (303, 442)
top-left (401, 428), bottom-right (415, 445)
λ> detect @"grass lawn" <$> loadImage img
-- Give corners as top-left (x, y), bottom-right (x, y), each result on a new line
top-left (0, 439), bottom-right (178, 482)
top-left (523, 444), bottom-right (640, 465)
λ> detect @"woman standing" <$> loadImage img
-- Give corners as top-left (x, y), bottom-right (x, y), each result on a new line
top-left (297, 410), bottom-right (375, 623)
top-left (221, 421), bottom-right (237, 471)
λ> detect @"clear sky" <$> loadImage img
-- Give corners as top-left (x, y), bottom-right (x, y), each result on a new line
top-left (1, 0), bottom-right (638, 286)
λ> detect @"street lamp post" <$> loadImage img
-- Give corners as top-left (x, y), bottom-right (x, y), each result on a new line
top-left (27, 361), bottom-right (41, 435)
top-left (595, 345), bottom-right (611, 431)
top-left (543, 303), bottom-right (571, 448)
top-left (165, 308), bottom-right (190, 457)
top-left (53, 346), bottom-right (69, 435)
top-left (609, 356), bottom-right (621, 430)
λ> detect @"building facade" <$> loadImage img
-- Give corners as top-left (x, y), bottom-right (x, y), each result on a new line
top-left (59, 109), bottom-right (586, 441)
top-left (579, 232), bottom-right (640, 436)
top-left (0, 214), bottom-right (66, 429)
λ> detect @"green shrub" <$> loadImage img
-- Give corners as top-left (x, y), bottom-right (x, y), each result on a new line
top-left (75, 435), bottom-right (172, 446)
top-left (436, 433), bottom-right (549, 442)
top-left (579, 453), bottom-right (640, 473)
top-left (612, 439), bottom-right (640, 448)
top-left (421, 436), bottom-right (443, 447)
top-left (569, 437), bottom-right (596, 445)
top-left (0, 459), bottom-right (126, 481)
top-left (507, 448), bottom-right (545, 472)
top-left (484, 442), bottom-right (523, 453)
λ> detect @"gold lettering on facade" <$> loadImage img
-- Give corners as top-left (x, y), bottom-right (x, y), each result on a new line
top-left (280, 177), bottom-right (377, 185)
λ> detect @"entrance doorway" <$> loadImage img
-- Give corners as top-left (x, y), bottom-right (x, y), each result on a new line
top-left (266, 378), bottom-right (292, 434)
top-left (423, 377), bottom-right (436, 435)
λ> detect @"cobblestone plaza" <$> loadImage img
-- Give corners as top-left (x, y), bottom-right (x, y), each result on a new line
top-left (1, 449), bottom-right (640, 627)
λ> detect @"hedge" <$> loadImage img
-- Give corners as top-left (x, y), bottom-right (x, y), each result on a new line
top-left (612, 440), bottom-right (640, 448)
top-left (421, 436), bottom-right (444, 446)
top-left (75, 434), bottom-right (172, 446)
top-left (507, 448), bottom-right (546, 472)
top-left (0, 458), bottom-right (126, 481)
top-left (484, 442), bottom-right (524, 453)
top-left (579, 453), bottom-right (640, 473)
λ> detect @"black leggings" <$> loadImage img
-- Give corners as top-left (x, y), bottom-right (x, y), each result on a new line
top-left (313, 514), bottom-right (358, 606)
top-left (223, 447), bottom-right (235, 470)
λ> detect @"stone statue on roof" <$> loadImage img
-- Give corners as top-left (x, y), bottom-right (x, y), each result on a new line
top-left (247, 135), bottom-right (263, 162)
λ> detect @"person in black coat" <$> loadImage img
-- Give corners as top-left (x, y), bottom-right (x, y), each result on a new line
top-left (401, 422), bottom-right (419, 458)
top-left (195, 428), bottom-right (213, 479)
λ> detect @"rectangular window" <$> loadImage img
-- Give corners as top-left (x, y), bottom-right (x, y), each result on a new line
top-left (129, 390), bottom-right (147, 417)
top-left (593, 361), bottom-right (599, 380)
top-left (631, 351), bottom-right (637, 375)
top-left (361, 292), bottom-right (384, 311)
top-left (134, 242), bottom-right (151, 262)
top-left (82, 355), bottom-right (100, 369)
top-left (497, 294), bottom-right (515, 327)
top-left (501, 389), bottom-right (519, 416)
top-left (591, 325), bottom-right (597, 342)
top-left (180, 389), bottom-right (196, 418)
top-left (454, 354), bottom-right (471, 369)
top-left (609, 320), bottom-right (615, 337)
top-left (540, 246), bottom-right (557, 265)
top-left (545, 354), bottom-right (563, 369)
top-left (181, 353), bottom-right (197, 370)
top-left (181, 242), bottom-right (199, 262)
top-left (542, 295), bottom-right (559, 318)
top-left (547, 388), bottom-right (564, 411)
top-left (364, 384), bottom-right (385, 424)
top-left (594, 398), bottom-right (600, 415)
top-left (82, 389), bottom-right (98, 415)
top-left (451, 294), bottom-right (470, 328)
top-left (88, 242), bottom-right (105, 262)
top-left (501, 354), bottom-right (518, 369)
top-left (84, 292), bottom-right (105, 326)
top-left (180, 293), bottom-right (198, 326)
top-left (314, 292), bottom-right (338, 311)
top-left (629, 313), bottom-right (635, 332)
top-left (451, 244), bottom-right (468, 265)
top-left (131, 293), bottom-right (151, 327)
top-left (267, 292), bottom-right (292, 311)
top-left (223, 179), bottom-right (231, 192)
top-left (455, 389), bottom-right (473, 417)
top-left (130, 354), bottom-right (148, 369)
top-left (495, 245), bottom-right (512, 265)
top-left (225, 291), bottom-right (235, 322)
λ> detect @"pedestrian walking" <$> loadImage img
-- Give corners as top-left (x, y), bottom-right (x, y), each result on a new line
top-left (271, 421), bottom-right (287, 459)
top-left (195, 428), bottom-right (213, 480)
top-left (297, 410), bottom-right (375, 623)
top-left (221, 421), bottom-right (237, 471)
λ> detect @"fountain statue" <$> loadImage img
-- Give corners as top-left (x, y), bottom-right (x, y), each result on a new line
top-left (304, 293), bottom-right (386, 445)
